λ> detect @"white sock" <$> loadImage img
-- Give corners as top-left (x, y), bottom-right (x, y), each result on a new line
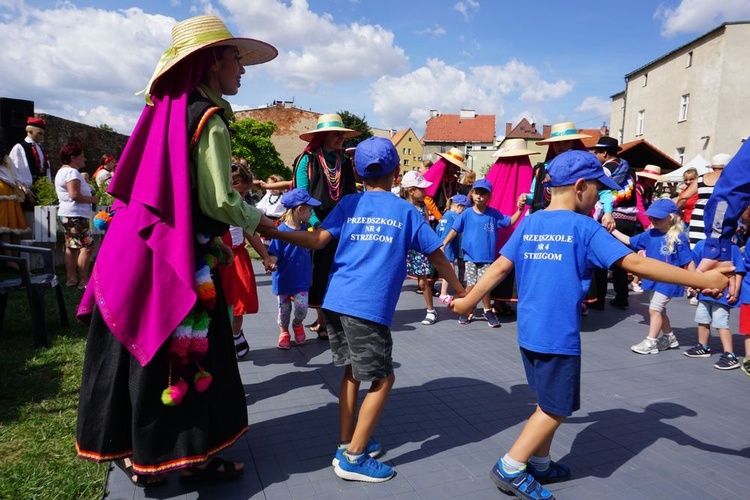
top-left (501, 454), bottom-right (525, 474)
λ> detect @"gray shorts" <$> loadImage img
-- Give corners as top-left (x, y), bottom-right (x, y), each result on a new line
top-left (323, 309), bottom-right (393, 382)
top-left (695, 300), bottom-right (731, 330)
top-left (465, 261), bottom-right (491, 287)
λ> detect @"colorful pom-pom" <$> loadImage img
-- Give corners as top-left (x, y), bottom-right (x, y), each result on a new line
top-left (194, 369), bottom-right (212, 392)
top-left (93, 210), bottom-right (112, 231)
top-left (161, 379), bottom-right (188, 406)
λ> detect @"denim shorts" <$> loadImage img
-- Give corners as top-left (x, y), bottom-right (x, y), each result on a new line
top-left (648, 291), bottom-right (672, 313)
top-left (323, 309), bottom-right (393, 382)
top-left (695, 300), bottom-right (730, 329)
top-left (520, 347), bottom-right (581, 417)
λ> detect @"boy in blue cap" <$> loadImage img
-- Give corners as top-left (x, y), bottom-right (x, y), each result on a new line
top-left (452, 150), bottom-right (730, 500)
top-left (259, 137), bottom-right (465, 482)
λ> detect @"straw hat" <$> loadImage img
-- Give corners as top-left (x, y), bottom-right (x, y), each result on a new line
top-left (537, 122), bottom-right (591, 144)
top-left (299, 114), bottom-right (362, 142)
top-left (711, 153), bottom-right (732, 167)
top-left (637, 164), bottom-right (662, 180)
top-left (435, 147), bottom-right (467, 170)
top-left (143, 15), bottom-right (278, 102)
top-left (492, 138), bottom-right (540, 158)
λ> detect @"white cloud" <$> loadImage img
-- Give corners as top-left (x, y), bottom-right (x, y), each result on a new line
top-left (222, 0), bottom-right (408, 90)
top-left (454, 0), bottom-right (480, 21)
top-left (0, 2), bottom-right (173, 133)
top-left (655, 0), bottom-right (750, 36)
top-left (370, 58), bottom-right (571, 134)
top-left (575, 96), bottom-right (611, 118)
top-left (416, 24), bottom-right (446, 37)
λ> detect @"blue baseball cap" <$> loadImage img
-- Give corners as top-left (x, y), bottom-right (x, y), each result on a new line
top-left (354, 137), bottom-right (401, 178)
top-left (547, 150), bottom-right (620, 190)
top-left (645, 198), bottom-right (678, 219)
top-left (281, 188), bottom-right (322, 209)
top-left (451, 194), bottom-right (471, 207)
top-left (472, 179), bottom-right (493, 192)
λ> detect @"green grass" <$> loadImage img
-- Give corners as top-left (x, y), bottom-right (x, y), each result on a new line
top-left (0, 267), bottom-right (105, 499)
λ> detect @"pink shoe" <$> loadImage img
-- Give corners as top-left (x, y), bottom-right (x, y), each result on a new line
top-left (278, 331), bottom-right (291, 350)
top-left (293, 324), bottom-right (306, 345)
top-left (438, 294), bottom-right (453, 304)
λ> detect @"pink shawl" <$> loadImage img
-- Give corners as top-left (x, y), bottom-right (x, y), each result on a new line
top-left (422, 158), bottom-right (458, 198)
top-left (486, 156), bottom-right (534, 249)
top-left (78, 53), bottom-right (214, 366)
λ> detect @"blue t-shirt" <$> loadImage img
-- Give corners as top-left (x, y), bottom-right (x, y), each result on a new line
top-left (628, 229), bottom-right (693, 297)
top-left (452, 206), bottom-right (511, 263)
top-left (692, 239), bottom-right (745, 308)
top-left (321, 190), bottom-right (443, 326)
top-left (436, 210), bottom-right (459, 262)
top-left (268, 222), bottom-right (312, 296)
top-left (501, 210), bottom-right (631, 355)
top-left (742, 246), bottom-right (750, 305)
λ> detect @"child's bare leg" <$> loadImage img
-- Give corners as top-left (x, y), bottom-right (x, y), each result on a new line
top-left (697, 323), bottom-right (711, 345)
top-left (347, 373), bottom-right (395, 454)
top-left (647, 309), bottom-right (663, 339)
top-left (232, 315), bottom-right (243, 336)
top-left (717, 328), bottom-right (734, 353)
top-left (481, 293), bottom-right (492, 311)
top-left (339, 365), bottom-right (361, 444)
top-left (507, 406), bottom-right (566, 463)
top-left (420, 277), bottom-right (434, 310)
top-left (661, 312), bottom-right (672, 335)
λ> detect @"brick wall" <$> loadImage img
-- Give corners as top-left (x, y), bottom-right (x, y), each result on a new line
top-left (37, 113), bottom-right (129, 176)
top-left (235, 103), bottom-right (320, 172)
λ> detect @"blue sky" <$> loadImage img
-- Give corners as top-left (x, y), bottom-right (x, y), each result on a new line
top-left (2, 0), bottom-right (749, 138)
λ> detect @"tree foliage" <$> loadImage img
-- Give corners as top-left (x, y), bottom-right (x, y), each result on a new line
top-left (97, 124), bottom-right (114, 132)
top-left (338, 110), bottom-right (372, 150)
top-left (231, 117), bottom-right (290, 181)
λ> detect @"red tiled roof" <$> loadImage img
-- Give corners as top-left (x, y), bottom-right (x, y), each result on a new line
top-left (423, 113), bottom-right (495, 143)
top-left (505, 118), bottom-right (543, 139)
top-left (390, 129), bottom-right (408, 145)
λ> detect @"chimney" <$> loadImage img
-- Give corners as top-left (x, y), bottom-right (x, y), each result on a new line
top-left (429, 109), bottom-right (440, 118)
top-left (543, 125), bottom-right (551, 139)
top-left (600, 123), bottom-right (609, 136)
top-left (530, 122), bottom-right (537, 134)
top-left (505, 123), bottom-right (512, 136)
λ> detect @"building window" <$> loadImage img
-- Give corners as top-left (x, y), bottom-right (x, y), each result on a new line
top-left (617, 129), bottom-right (623, 144)
top-left (402, 147), bottom-right (406, 154)
top-left (408, 137), bottom-right (412, 141)
top-left (408, 148), bottom-right (412, 155)
top-left (404, 159), bottom-right (409, 166)
top-left (686, 51), bottom-right (693, 67)
top-left (679, 94), bottom-right (689, 122)
top-left (636, 110), bottom-right (645, 136)
top-left (643, 73), bottom-right (648, 87)
top-left (676, 147), bottom-right (685, 165)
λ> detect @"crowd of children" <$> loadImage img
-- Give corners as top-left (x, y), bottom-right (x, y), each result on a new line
top-left (220, 140), bottom-right (743, 499)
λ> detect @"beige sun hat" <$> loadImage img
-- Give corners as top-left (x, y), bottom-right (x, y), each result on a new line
top-left (299, 114), bottom-right (362, 142)
top-left (536, 122), bottom-right (591, 144)
top-left (141, 14), bottom-right (278, 104)
top-left (492, 138), bottom-right (540, 158)
top-left (435, 147), bottom-right (467, 170)
top-left (637, 164), bottom-right (662, 180)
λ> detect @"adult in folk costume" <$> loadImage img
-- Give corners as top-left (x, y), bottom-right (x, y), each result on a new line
top-left (9, 116), bottom-right (52, 191)
top-left (422, 147), bottom-right (466, 222)
top-left (528, 122), bottom-right (591, 213)
top-left (75, 15), bottom-right (278, 486)
top-left (486, 139), bottom-right (537, 308)
top-left (292, 114), bottom-right (361, 336)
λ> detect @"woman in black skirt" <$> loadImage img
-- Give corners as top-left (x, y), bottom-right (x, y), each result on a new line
top-left (75, 15), bottom-right (277, 487)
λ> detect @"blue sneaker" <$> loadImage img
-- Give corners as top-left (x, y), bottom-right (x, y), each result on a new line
top-left (490, 460), bottom-right (553, 499)
top-left (526, 460), bottom-right (571, 484)
top-left (458, 315), bottom-right (470, 325)
top-left (332, 438), bottom-right (382, 465)
top-left (333, 449), bottom-right (394, 482)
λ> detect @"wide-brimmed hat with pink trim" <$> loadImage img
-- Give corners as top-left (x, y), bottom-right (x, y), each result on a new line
top-left (492, 138), bottom-right (540, 158)
top-left (636, 164), bottom-right (662, 180)
top-left (537, 122), bottom-right (591, 144)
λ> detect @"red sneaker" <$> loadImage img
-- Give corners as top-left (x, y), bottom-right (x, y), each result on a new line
top-left (293, 324), bottom-right (306, 345)
top-left (278, 331), bottom-right (291, 350)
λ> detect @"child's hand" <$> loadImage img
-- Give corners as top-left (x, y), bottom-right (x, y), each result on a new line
top-left (263, 257), bottom-right (276, 273)
top-left (217, 243), bottom-right (234, 268)
top-left (698, 268), bottom-right (732, 298)
top-left (517, 194), bottom-right (527, 209)
top-left (450, 296), bottom-right (473, 316)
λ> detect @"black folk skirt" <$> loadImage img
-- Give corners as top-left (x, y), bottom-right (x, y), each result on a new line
top-left (76, 272), bottom-right (248, 475)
